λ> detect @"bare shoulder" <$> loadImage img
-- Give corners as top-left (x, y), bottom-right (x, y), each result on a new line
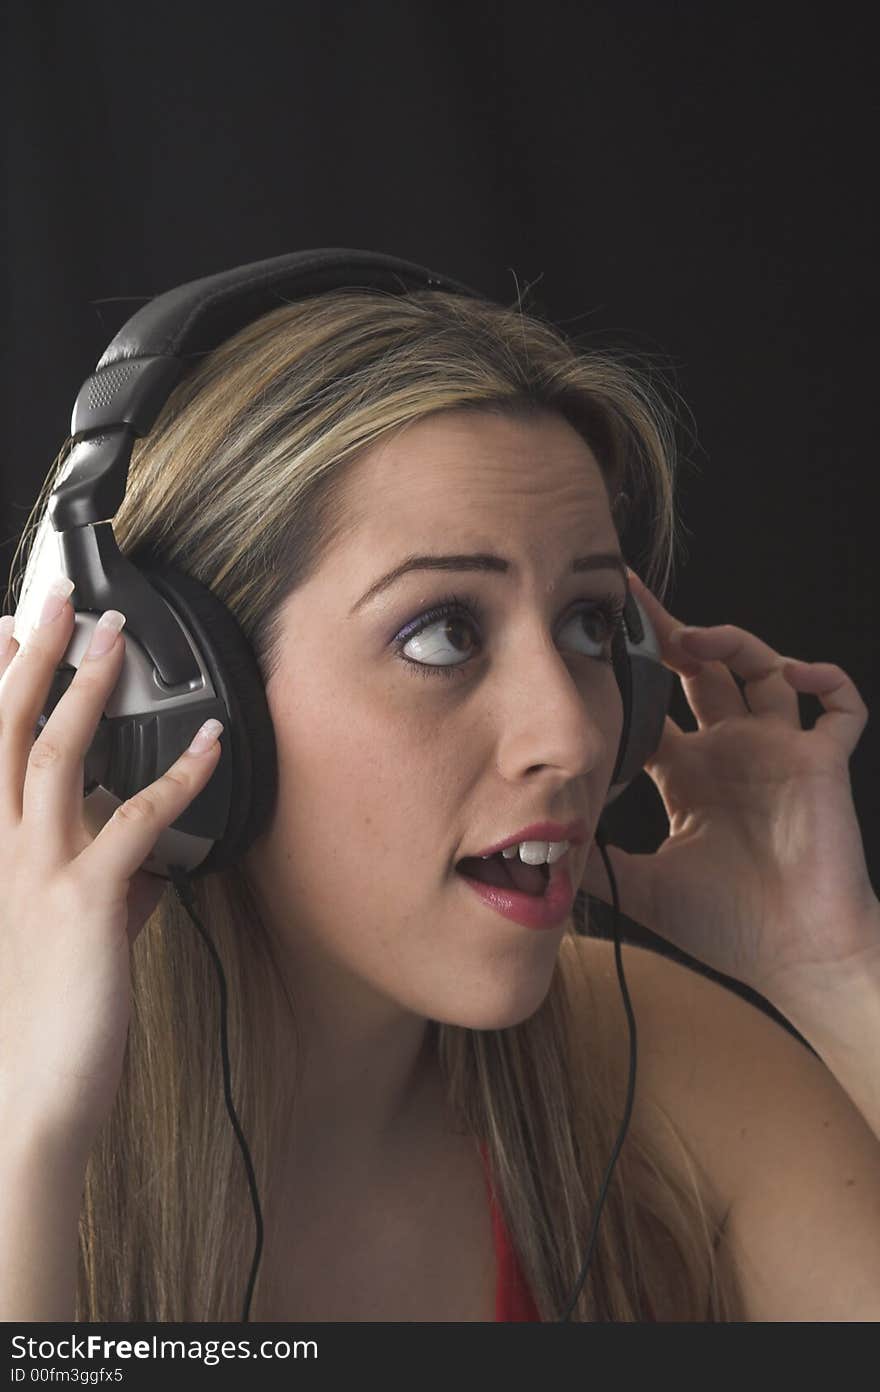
top-left (560, 931), bottom-right (732, 1230)
top-left (564, 931), bottom-right (880, 1319)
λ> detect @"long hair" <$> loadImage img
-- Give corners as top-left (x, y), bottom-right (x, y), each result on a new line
top-left (7, 285), bottom-right (742, 1320)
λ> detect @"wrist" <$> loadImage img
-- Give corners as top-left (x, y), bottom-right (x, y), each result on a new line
top-left (758, 904), bottom-right (880, 1014)
top-left (756, 923), bottom-right (880, 1145)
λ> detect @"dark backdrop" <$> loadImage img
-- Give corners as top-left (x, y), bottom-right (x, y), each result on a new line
top-left (4, 2), bottom-right (877, 1030)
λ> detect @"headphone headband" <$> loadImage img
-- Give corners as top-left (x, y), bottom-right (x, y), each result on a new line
top-left (37, 246), bottom-right (669, 880)
top-left (47, 250), bottom-right (484, 688)
top-left (91, 248), bottom-right (483, 373)
top-left (67, 249), bottom-right (484, 447)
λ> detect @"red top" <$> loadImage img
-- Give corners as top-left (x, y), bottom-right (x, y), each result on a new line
top-left (478, 1140), bottom-right (542, 1321)
top-left (478, 1139), bottom-right (656, 1322)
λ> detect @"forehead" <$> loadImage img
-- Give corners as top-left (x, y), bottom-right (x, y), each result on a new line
top-left (339, 408), bottom-right (616, 543)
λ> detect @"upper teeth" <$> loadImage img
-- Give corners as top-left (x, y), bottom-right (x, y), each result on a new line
top-left (482, 840), bottom-right (570, 866)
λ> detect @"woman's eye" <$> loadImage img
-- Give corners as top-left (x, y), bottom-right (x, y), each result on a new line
top-left (398, 610), bottom-right (479, 675)
top-left (393, 595), bottom-right (624, 681)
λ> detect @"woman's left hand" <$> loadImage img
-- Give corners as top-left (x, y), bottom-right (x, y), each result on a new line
top-left (579, 569), bottom-right (880, 1000)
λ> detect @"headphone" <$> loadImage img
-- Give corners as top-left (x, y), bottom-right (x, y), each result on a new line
top-left (38, 249), bottom-right (674, 1321)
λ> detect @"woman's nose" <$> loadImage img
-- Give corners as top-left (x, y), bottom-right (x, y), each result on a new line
top-left (492, 642), bottom-right (620, 779)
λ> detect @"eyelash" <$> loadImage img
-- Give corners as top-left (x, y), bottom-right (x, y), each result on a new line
top-left (393, 590), bottom-right (627, 681)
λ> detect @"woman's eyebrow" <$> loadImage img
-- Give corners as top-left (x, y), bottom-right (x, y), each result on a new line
top-left (350, 551), bottom-right (627, 615)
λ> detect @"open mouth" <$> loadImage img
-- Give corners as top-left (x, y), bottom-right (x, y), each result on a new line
top-left (456, 852), bottom-right (551, 898)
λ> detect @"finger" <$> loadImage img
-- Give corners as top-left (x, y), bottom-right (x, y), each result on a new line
top-left (641, 711), bottom-right (687, 768)
top-left (0, 615), bottom-right (18, 680)
top-left (625, 569), bottom-right (712, 681)
top-left (626, 571), bottom-right (799, 728)
top-left (675, 653), bottom-right (753, 728)
top-left (781, 659), bottom-right (869, 757)
top-left (673, 625), bottom-right (801, 726)
top-left (626, 569), bottom-right (749, 725)
top-left (638, 714), bottom-right (698, 819)
top-left (21, 610), bottom-right (130, 859)
top-left (75, 718), bottom-right (224, 891)
top-left (125, 868), bottom-right (170, 949)
top-left (0, 581), bottom-right (78, 826)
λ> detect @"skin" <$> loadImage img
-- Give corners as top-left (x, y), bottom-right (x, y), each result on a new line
top-left (243, 407), bottom-right (626, 1193)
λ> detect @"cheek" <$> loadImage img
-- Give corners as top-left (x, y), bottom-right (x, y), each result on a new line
top-left (268, 673), bottom-right (450, 862)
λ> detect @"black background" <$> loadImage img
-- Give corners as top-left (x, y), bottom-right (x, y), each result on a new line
top-left (4, 2), bottom-right (877, 1014)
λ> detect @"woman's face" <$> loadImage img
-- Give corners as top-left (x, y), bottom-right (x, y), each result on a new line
top-left (245, 407), bottom-right (626, 1031)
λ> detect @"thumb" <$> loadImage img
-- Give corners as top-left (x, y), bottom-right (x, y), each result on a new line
top-left (125, 868), bottom-right (169, 948)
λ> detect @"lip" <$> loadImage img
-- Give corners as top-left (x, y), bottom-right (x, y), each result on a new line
top-left (470, 818), bottom-right (587, 860)
top-left (455, 853), bottom-right (578, 931)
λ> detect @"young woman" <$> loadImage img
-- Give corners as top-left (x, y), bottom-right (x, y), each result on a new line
top-left (2, 282), bottom-right (879, 1321)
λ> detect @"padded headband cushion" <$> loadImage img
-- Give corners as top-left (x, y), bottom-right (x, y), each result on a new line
top-left (99, 249), bottom-right (485, 367)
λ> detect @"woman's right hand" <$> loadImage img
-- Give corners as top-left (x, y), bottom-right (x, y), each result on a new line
top-left (0, 578), bottom-right (224, 1157)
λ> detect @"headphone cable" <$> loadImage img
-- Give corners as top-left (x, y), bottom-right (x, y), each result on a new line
top-left (168, 835), bottom-right (635, 1324)
top-left (557, 824), bottom-right (637, 1320)
top-left (169, 866), bottom-right (264, 1323)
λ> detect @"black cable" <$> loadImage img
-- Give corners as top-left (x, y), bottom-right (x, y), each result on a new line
top-left (166, 832), bottom-right (633, 1325)
top-left (557, 823), bottom-right (637, 1321)
top-left (169, 866), bottom-right (264, 1323)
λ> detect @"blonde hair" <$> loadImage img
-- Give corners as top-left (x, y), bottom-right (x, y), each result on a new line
top-left (7, 285), bottom-right (741, 1320)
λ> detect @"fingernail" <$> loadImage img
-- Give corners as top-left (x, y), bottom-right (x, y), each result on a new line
top-left (670, 625), bottom-right (700, 643)
top-left (187, 719), bottom-right (224, 755)
top-left (36, 576), bottom-right (75, 627)
top-left (0, 614), bottom-right (15, 657)
top-left (84, 610), bottom-right (127, 660)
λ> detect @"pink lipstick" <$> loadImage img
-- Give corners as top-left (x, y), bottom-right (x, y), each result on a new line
top-left (456, 853), bottom-right (578, 931)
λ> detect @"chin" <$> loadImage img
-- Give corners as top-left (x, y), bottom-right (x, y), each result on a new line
top-left (431, 972), bottom-right (554, 1033)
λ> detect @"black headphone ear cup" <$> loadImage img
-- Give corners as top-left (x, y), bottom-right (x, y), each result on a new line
top-left (608, 615), bottom-right (634, 794)
top-left (135, 557), bottom-right (278, 875)
top-left (606, 588), bottom-right (674, 808)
